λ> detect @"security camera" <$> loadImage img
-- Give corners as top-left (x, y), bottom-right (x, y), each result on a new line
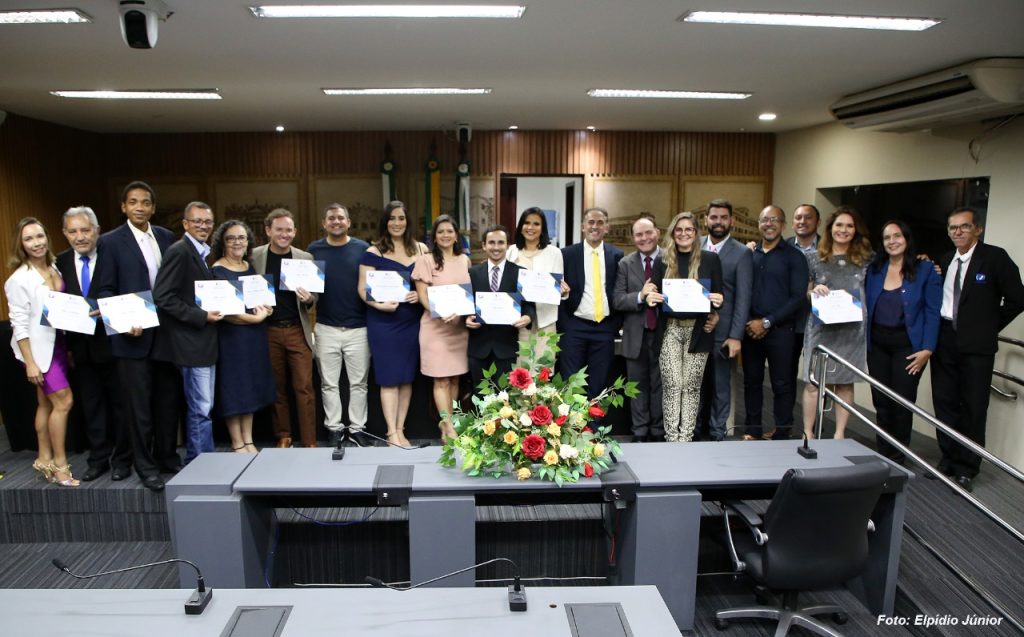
top-left (119, 0), bottom-right (173, 49)
top-left (456, 122), bottom-right (472, 144)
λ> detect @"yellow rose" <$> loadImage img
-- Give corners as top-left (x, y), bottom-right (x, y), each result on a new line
top-left (482, 421), bottom-right (496, 435)
top-left (543, 450), bottom-right (559, 466)
top-left (516, 467), bottom-right (532, 480)
top-left (573, 412), bottom-right (585, 425)
top-left (547, 424), bottom-right (561, 437)
top-left (593, 443), bottom-right (605, 458)
top-left (503, 431), bottom-right (518, 445)
top-left (499, 405), bottom-right (515, 419)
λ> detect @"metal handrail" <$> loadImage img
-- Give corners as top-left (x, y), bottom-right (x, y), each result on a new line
top-left (808, 345), bottom-right (1024, 546)
top-left (991, 336), bottom-right (1024, 398)
top-left (998, 335), bottom-right (1024, 349)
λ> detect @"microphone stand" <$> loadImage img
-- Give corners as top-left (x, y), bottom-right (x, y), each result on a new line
top-left (332, 426), bottom-right (429, 460)
top-left (52, 557), bottom-right (213, 615)
top-left (366, 557), bottom-right (527, 611)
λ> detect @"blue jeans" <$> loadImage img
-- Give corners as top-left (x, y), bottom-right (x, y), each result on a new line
top-left (180, 365), bottom-right (216, 463)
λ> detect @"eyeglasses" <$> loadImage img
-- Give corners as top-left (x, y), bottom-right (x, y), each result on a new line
top-left (947, 223), bottom-right (975, 234)
top-left (759, 216), bottom-right (783, 225)
top-left (674, 227), bottom-right (697, 235)
top-left (224, 235), bottom-right (248, 243)
top-left (186, 218), bottom-right (215, 227)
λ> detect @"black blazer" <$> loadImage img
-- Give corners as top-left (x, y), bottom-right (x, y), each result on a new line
top-left (55, 248), bottom-right (113, 365)
top-left (468, 261), bottom-right (536, 361)
top-left (651, 250), bottom-right (723, 355)
top-left (559, 241), bottom-right (624, 332)
top-left (152, 237), bottom-right (219, 367)
top-left (92, 222), bottom-right (176, 360)
top-left (939, 242), bottom-right (1024, 355)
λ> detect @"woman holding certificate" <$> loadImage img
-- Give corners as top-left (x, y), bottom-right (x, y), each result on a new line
top-left (649, 212), bottom-right (723, 442)
top-left (865, 221), bottom-right (941, 463)
top-left (209, 220), bottom-right (275, 453)
top-left (4, 217), bottom-right (78, 486)
top-left (359, 201), bottom-right (427, 446)
top-left (506, 207), bottom-right (567, 357)
top-left (412, 215), bottom-right (470, 441)
top-left (802, 207), bottom-right (873, 439)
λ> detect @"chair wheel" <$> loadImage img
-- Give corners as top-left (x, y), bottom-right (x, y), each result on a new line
top-left (714, 618), bottom-right (729, 630)
top-left (832, 612), bottom-right (848, 625)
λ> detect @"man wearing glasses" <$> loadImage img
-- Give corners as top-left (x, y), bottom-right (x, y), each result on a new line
top-left (931, 207), bottom-right (1024, 491)
top-left (741, 206), bottom-right (808, 441)
top-left (154, 202), bottom-right (223, 464)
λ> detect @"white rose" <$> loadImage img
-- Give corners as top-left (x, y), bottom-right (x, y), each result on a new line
top-left (497, 390), bottom-right (509, 402)
top-left (558, 403), bottom-right (571, 417)
top-left (519, 412), bottom-right (533, 427)
top-left (523, 383), bottom-right (537, 396)
top-left (559, 445), bottom-right (579, 459)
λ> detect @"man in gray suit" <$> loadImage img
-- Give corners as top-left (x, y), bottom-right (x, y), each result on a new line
top-left (699, 199), bottom-right (752, 441)
top-left (613, 216), bottom-right (664, 441)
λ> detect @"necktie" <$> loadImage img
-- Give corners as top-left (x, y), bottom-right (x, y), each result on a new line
top-left (80, 255), bottom-right (91, 297)
top-left (592, 249), bottom-right (604, 322)
top-left (644, 256), bottom-right (656, 330)
top-left (490, 265), bottom-right (500, 292)
top-left (952, 258), bottom-right (963, 329)
top-left (141, 234), bottom-right (159, 287)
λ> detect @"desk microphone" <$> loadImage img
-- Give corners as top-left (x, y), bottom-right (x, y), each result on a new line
top-left (51, 556), bottom-right (213, 615)
top-left (333, 426), bottom-right (429, 460)
top-left (365, 557), bottom-right (527, 611)
top-left (797, 433), bottom-right (818, 459)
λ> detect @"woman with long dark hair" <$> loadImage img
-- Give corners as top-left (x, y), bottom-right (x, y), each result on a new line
top-left (412, 215), bottom-right (470, 441)
top-left (865, 220), bottom-right (941, 463)
top-left (506, 207), bottom-right (567, 357)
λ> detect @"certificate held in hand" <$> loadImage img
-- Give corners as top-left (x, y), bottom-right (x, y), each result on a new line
top-left (240, 274), bottom-right (276, 308)
top-left (662, 278), bottom-right (711, 313)
top-left (97, 290), bottom-right (160, 335)
top-left (365, 270), bottom-right (411, 303)
top-left (811, 289), bottom-right (864, 324)
top-left (195, 280), bottom-right (246, 315)
top-left (517, 270), bottom-right (563, 305)
top-left (39, 290), bottom-right (97, 335)
top-left (475, 292), bottom-right (523, 325)
top-left (280, 258), bottom-right (326, 294)
top-left (427, 283), bottom-right (475, 317)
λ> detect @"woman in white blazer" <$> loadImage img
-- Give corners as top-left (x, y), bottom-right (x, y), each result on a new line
top-left (506, 207), bottom-right (570, 358)
top-left (5, 217), bottom-right (77, 487)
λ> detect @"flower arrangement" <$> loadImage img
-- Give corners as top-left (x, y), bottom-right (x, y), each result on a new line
top-left (439, 331), bottom-right (638, 485)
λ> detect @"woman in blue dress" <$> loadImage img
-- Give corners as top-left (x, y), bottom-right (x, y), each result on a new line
top-left (358, 201), bottom-right (428, 446)
top-left (209, 220), bottom-right (275, 452)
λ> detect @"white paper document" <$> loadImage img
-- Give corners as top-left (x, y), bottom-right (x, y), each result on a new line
top-left (517, 270), bottom-right (563, 305)
top-left (662, 278), bottom-right (711, 313)
top-left (97, 291), bottom-right (160, 335)
top-left (475, 292), bottom-right (522, 325)
top-left (279, 258), bottom-right (326, 293)
top-left (39, 290), bottom-right (97, 335)
top-left (365, 270), bottom-right (411, 303)
top-left (427, 283), bottom-right (475, 317)
top-left (195, 280), bottom-right (246, 316)
top-left (240, 274), bottom-right (276, 308)
top-left (811, 289), bottom-right (864, 324)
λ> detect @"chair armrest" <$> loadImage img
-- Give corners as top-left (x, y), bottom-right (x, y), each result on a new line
top-left (721, 500), bottom-right (769, 546)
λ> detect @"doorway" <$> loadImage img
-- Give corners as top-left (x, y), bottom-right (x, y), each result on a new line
top-left (499, 174), bottom-right (584, 247)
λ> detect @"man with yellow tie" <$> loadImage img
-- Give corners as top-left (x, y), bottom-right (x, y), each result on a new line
top-left (558, 207), bottom-right (624, 404)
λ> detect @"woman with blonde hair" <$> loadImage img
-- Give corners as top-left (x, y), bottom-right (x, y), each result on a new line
top-left (648, 212), bottom-right (723, 442)
top-left (5, 217), bottom-right (78, 486)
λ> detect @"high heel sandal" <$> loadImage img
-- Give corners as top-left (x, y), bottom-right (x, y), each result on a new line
top-left (244, 442), bottom-right (258, 453)
top-left (48, 463), bottom-right (80, 488)
top-left (386, 430), bottom-right (402, 446)
top-left (439, 419), bottom-right (457, 442)
top-left (232, 444), bottom-right (247, 452)
top-left (31, 459), bottom-right (54, 482)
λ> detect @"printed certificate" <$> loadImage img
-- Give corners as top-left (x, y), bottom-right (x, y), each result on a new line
top-left (517, 270), bottom-right (563, 305)
top-left (811, 290), bottom-right (864, 324)
top-left (39, 290), bottom-right (97, 335)
top-left (427, 283), bottom-right (475, 317)
top-left (475, 292), bottom-right (523, 325)
top-left (97, 291), bottom-right (160, 335)
top-left (365, 270), bottom-right (411, 303)
top-left (662, 278), bottom-right (711, 313)
top-left (195, 280), bottom-right (246, 315)
top-left (240, 274), bottom-right (276, 308)
top-left (279, 258), bottom-right (326, 294)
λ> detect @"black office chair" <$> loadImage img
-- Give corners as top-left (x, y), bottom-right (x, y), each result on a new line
top-left (714, 461), bottom-right (890, 637)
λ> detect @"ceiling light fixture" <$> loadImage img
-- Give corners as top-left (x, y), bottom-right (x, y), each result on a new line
top-left (275, 125), bottom-right (285, 132)
top-left (250, 5), bottom-right (526, 19)
top-left (758, 112), bottom-right (777, 121)
top-left (586, 126), bottom-right (597, 131)
top-left (50, 90), bottom-right (222, 100)
top-left (508, 125), bottom-right (519, 130)
top-left (323, 87), bottom-right (491, 95)
top-left (588, 88), bottom-right (751, 100)
top-left (0, 9), bottom-right (91, 24)
top-left (680, 10), bottom-right (941, 31)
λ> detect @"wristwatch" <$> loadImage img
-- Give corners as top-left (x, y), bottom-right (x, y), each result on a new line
top-left (762, 318), bottom-right (772, 330)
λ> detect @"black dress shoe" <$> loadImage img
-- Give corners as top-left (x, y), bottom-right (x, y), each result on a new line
top-left (81, 466), bottom-right (108, 482)
top-left (956, 475), bottom-right (974, 493)
top-left (111, 466), bottom-right (132, 481)
top-left (142, 475), bottom-right (165, 492)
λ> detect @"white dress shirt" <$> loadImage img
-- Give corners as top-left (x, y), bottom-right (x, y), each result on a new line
top-left (575, 241), bottom-right (609, 321)
top-left (127, 222), bottom-right (163, 286)
top-left (941, 242), bottom-right (977, 320)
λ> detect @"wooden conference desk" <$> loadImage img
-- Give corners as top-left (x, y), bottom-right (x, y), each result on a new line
top-left (166, 439), bottom-right (911, 632)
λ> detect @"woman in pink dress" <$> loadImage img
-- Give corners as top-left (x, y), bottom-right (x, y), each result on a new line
top-left (412, 215), bottom-right (470, 441)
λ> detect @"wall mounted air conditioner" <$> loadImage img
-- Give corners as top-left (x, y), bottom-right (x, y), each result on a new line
top-left (830, 58), bottom-right (1024, 132)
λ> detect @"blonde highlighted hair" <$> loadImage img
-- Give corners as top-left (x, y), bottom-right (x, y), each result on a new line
top-left (661, 211), bottom-right (702, 279)
top-left (819, 207), bottom-right (872, 266)
top-left (9, 217), bottom-right (55, 269)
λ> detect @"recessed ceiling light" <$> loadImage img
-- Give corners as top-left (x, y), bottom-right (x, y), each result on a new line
top-left (275, 125), bottom-right (285, 132)
top-left (588, 88), bottom-right (751, 100)
top-left (758, 112), bottom-right (777, 121)
top-left (586, 126), bottom-right (597, 131)
top-left (323, 87), bottom-right (491, 95)
top-left (0, 9), bottom-right (91, 24)
top-left (680, 10), bottom-right (941, 31)
top-left (508, 125), bottom-right (519, 130)
top-left (251, 5), bottom-right (526, 19)
top-left (50, 90), bottom-right (222, 100)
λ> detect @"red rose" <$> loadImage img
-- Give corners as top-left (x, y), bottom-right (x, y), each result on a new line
top-left (555, 415), bottom-right (567, 426)
top-left (521, 434), bottom-right (546, 460)
top-left (584, 463), bottom-right (594, 478)
top-left (538, 367), bottom-right (552, 382)
top-left (583, 425), bottom-right (593, 433)
top-left (529, 404), bottom-right (553, 426)
top-left (509, 367), bottom-right (532, 389)
top-left (588, 405), bottom-right (606, 418)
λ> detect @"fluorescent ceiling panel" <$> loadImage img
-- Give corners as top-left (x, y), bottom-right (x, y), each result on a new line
top-left (51, 90), bottom-right (223, 100)
top-left (251, 5), bottom-right (525, 19)
top-left (323, 87), bottom-right (491, 95)
top-left (680, 10), bottom-right (941, 31)
top-left (0, 9), bottom-right (91, 24)
top-left (588, 89), bottom-right (750, 100)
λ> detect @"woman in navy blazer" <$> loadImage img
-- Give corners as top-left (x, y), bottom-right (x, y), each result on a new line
top-left (865, 220), bottom-right (942, 464)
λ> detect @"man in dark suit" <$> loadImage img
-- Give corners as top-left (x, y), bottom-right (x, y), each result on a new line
top-left (558, 207), bottom-right (624, 400)
top-left (466, 225), bottom-right (535, 387)
top-left (612, 216), bottom-right (664, 441)
top-left (92, 181), bottom-right (182, 492)
top-left (153, 201), bottom-right (223, 464)
top-left (699, 199), bottom-right (752, 441)
top-left (56, 206), bottom-right (129, 481)
top-left (931, 207), bottom-right (1024, 491)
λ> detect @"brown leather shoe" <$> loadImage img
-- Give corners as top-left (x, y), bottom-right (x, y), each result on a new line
top-left (275, 437), bottom-right (293, 448)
